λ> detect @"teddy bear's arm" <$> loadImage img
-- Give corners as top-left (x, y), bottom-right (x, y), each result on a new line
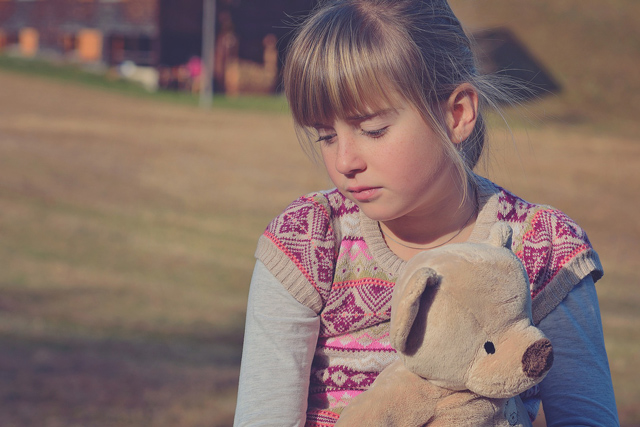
top-left (336, 360), bottom-right (445, 426)
top-left (429, 393), bottom-right (520, 427)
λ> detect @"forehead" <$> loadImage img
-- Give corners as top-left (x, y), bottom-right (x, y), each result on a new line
top-left (311, 100), bottom-right (403, 129)
top-left (284, 4), bottom-right (419, 129)
top-left (292, 66), bottom-right (405, 129)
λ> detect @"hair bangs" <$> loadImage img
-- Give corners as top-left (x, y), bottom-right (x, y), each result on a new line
top-left (285, 4), bottom-right (408, 131)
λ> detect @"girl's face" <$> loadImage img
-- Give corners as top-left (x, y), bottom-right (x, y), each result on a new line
top-left (315, 100), bottom-right (463, 227)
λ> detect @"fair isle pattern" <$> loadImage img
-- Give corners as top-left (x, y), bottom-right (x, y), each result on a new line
top-left (323, 329), bottom-right (393, 350)
top-left (305, 409), bottom-right (339, 427)
top-left (309, 390), bottom-right (363, 414)
top-left (314, 365), bottom-right (376, 394)
top-left (262, 191), bottom-right (341, 305)
top-left (258, 183), bottom-right (600, 426)
top-left (323, 230), bottom-right (397, 336)
top-left (306, 324), bottom-right (396, 424)
top-left (310, 328), bottom-right (397, 397)
top-left (496, 189), bottom-right (594, 299)
top-left (320, 279), bottom-right (394, 336)
top-left (259, 189), bottom-right (399, 425)
top-left (310, 206), bottom-right (398, 419)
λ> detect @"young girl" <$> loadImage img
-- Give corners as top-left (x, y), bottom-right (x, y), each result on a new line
top-left (234, 0), bottom-right (619, 425)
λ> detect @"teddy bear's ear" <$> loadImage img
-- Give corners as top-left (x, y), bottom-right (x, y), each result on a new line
top-left (487, 222), bottom-right (513, 249)
top-left (391, 267), bottom-right (439, 354)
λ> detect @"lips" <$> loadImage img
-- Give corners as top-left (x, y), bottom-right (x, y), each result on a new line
top-left (347, 186), bottom-right (381, 202)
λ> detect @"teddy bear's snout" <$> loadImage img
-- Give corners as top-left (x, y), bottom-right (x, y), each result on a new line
top-left (521, 338), bottom-right (554, 378)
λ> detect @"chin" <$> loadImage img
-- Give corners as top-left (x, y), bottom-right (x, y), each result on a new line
top-left (357, 205), bottom-right (400, 223)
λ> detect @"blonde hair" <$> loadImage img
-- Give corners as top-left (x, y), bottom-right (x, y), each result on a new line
top-left (283, 0), bottom-right (509, 183)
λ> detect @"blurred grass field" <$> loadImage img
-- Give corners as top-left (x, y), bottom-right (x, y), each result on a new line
top-left (0, 53), bottom-right (639, 427)
top-left (0, 66), bottom-right (323, 425)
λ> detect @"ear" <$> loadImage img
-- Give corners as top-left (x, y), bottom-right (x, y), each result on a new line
top-left (391, 267), bottom-right (439, 353)
top-left (445, 83), bottom-right (479, 144)
top-left (487, 222), bottom-right (513, 249)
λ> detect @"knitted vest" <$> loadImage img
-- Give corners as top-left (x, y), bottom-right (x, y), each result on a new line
top-left (255, 177), bottom-right (603, 426)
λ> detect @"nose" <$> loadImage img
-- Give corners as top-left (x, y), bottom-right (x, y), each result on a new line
top-left (334, 134), bottom-right (366, 177)
top-left (522, 338), bottom-right (554, 378)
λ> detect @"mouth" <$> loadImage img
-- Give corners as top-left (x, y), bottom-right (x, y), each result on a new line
top-left (346, 186), bottom-right (381, 202)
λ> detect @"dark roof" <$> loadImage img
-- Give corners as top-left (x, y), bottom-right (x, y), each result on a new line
top-left (473, 27), bottom-right (561, 100)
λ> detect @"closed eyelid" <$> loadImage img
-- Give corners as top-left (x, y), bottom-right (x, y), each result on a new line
top-left (313, 125), bottom-right (336, 144)
top-left (359, 118), bottom-right (397, 136)
top-left (360, 126), bottom-right (389, 139)
top-left (360, 120), bottom-right (392, 135)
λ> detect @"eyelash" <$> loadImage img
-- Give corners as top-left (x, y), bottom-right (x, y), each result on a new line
top-left (315, 127), bottom-right (389, 144)
top-left (360, 127), bottom-right (389, 138)
top-left (315, 134), bottom-right (335, 144)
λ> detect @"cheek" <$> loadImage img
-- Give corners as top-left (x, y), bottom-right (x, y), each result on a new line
top-left (320, 148), bottom-right (340, 183)
top-left (394, 139), bottom-right (443, 173)
top-left (397, 146), bottom-right (451, 193)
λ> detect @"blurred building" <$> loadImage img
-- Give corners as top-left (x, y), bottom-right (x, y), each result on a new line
top-left (0, 1), bottom-right (557, 98)
top-left (0, 0), bottom-right (314, 94)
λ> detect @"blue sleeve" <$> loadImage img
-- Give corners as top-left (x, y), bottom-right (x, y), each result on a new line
top-left (234, 261), bottom-right (320, 427)
top-left (537, 276), bottom-right (619, 426)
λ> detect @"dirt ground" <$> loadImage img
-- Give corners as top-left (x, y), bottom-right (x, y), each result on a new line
top-left (0, 70), bottom-right (638, 425)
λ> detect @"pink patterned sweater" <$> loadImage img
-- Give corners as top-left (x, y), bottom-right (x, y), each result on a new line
top-left (255, 177), bottom-right (602, 426)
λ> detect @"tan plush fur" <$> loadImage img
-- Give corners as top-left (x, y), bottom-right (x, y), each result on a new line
top-left (335, 223), bottom-right (553, 426)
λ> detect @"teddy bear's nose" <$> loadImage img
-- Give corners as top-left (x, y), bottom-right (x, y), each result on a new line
top-left (522, 338), bottom-right (554, 378)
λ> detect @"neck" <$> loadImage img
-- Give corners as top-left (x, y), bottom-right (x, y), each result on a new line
top-left (379, 179), bottom-right (477, 257)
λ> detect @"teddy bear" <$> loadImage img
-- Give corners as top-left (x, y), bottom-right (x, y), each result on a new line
top-left (335, 223), bottom-right (553, 427)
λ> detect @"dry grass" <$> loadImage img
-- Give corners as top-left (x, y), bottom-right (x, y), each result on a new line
top-left (0, 69), bottom-right (638, 425)
top-left (450, 0), bottom-right (640, 127)
top-left (0, 70), bottom-right (328, 426)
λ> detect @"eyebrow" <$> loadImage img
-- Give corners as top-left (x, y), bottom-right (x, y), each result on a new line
top-left (345, 108), bottom-right (397, 122)
top-left (312, 107), bottom-right (400, 129)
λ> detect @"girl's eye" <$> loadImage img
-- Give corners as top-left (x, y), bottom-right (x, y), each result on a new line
top-left (361, 126), bottom-right (389, 138)
top-left (315, 133), bottom-right (336, 144)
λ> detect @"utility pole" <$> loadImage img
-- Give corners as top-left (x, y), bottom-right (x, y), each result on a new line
top-left (200, 0), bottom-right (216, 108)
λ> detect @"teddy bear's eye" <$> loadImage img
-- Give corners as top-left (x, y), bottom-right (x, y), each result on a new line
top-left (484, 341), bottom-right (496, 354)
